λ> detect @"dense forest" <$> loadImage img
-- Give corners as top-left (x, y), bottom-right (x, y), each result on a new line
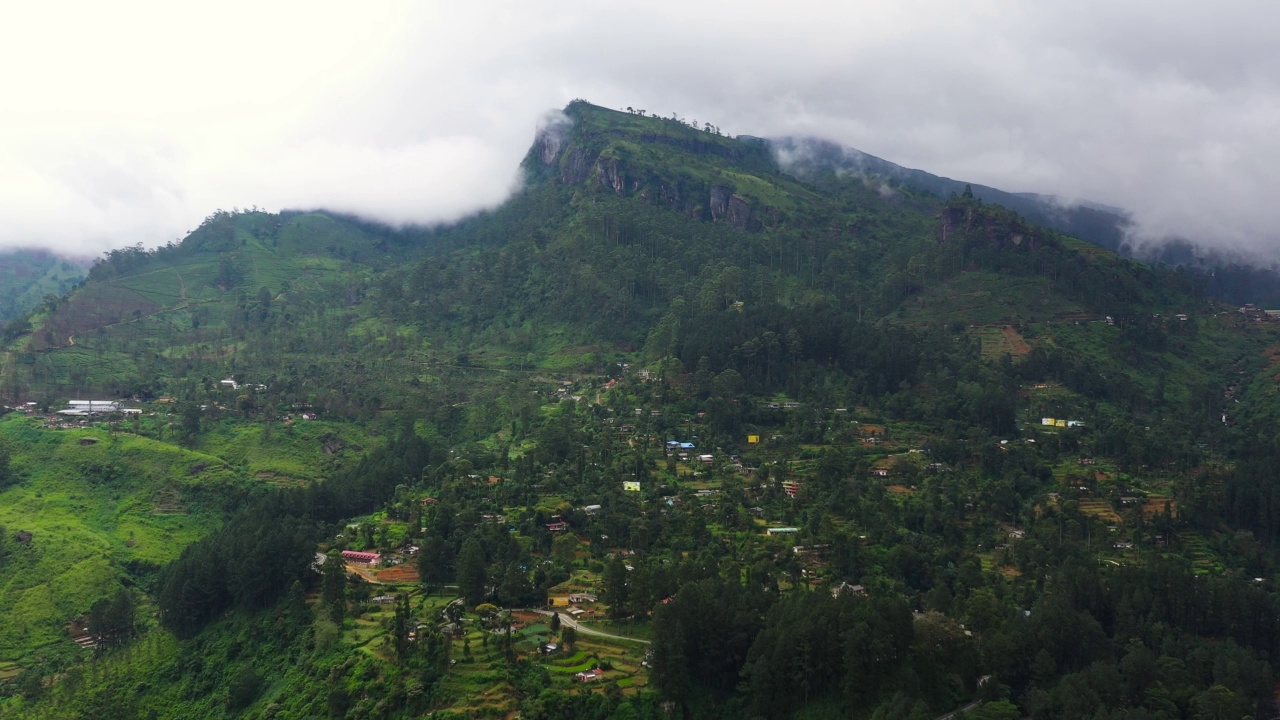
top-left (1, 101), bottom-right (1280, 719)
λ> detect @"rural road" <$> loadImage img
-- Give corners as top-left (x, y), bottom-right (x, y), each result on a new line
top-left (531, 609), bottom-right (651, 644)
top-left (933, 700), bottom-right (980, 720)
top-left (932, 676), bottom-right (991, 720)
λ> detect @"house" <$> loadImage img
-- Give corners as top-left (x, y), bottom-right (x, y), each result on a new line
top-left (581, 504), bottom-right (602, 514)
top-left (58, 400), bottom-right (120, 416)
top-left (872, 469), bottom-right (889, 478)
top-left (569, 593), bottom-right (598, 603)
top-left (542, 642), bottom-right (559, 654)
top-left (666, 441), bottom-right (696, 456)
top-left (576, 668), bottom-right (605, 682)
top-left (832, 581), bottom-right (867, 598)
top-left (697, 454), bottom-right (714, 466)
top-left (547, 521), bottom-right (568, 532)
top-left (341, 550), bottom-right (382, 566)
top-left (623, 481), bottom-right (641, 492)
top-left (568, 607), bottom-right (585, 616)
top-left (766, 527), bottom-right (799, 535)
top-left (219, 378), bottom-right (239, 390)
top-left (781, 480), bottom-right (802, 498)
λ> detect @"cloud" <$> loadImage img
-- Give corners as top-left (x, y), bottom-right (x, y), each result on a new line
top-left (3, 1), bottom-right (1279, 259)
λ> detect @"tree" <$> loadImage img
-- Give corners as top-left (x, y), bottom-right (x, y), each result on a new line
top-left (321, 551), bottom-right (347, 622)
top-left (227, 668), bottom-right (262, 710)
top-left (457, 535), bottom-right (488, 605)
top-left (550, 612), bottom-right (561, 632)
top-left (0, 441), bottom-right (13, 489)
top-left (562, 626), bottom-right (577, 650)
top-left (499, 561), bottom-right (533, 606)
top-left (87, 588), bottom-right (136, 651)
top-left (603, 557), bottom-right (629, 619)
top-left (392, 595), bottom-right (411, 659)
top-left (1189, 684), bottom-right (1250, 720)
top-left (284, 579), bottom-right (311, 632)
top-left (179, 403), bottom-right (202, 447)
top-left (418, 533), bottom-right (452, 593)
top-left (649, 603), bottom-right (687, 703)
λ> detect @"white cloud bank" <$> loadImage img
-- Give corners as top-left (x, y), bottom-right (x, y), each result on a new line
top-left (3, 1), bottom-right (1279, 259)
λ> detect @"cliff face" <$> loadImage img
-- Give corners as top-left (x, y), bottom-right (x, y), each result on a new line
top-left (939, 200), bottom-right (1043, 251)
top-left (530, 107), bottom-right (778, 232)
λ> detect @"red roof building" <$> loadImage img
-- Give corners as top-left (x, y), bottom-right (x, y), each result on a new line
top-left (341, 550), bottom-right (382, 565)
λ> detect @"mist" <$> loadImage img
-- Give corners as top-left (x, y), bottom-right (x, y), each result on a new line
top-left (4, 1), bottom-right (1278, 259)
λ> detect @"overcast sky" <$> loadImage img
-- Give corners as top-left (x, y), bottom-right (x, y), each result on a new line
top-left (4, 1), bottom-right (1278, 260)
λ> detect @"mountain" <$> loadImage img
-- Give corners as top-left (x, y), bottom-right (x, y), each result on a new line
top-left (0, 250), bottom-right (88, 323)
top-left (0, 102), bottom-right (1221, 407)
top-left (771, 135), bottom-right (1280, 307)
top-left (5, 101), bottom-right (1280, 719)
top-left (771, 135), bottom-right (1133, 254)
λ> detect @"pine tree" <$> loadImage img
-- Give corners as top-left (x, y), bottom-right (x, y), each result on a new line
top-left (603, 557), bottom-right (629, 618)
top-left (321, 551), bottom-right (347, 623)
top-left (457, 536), bottom-right (488, 605)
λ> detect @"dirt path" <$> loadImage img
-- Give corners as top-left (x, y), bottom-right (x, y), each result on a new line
top-left (346, 563), bottom-right (385, 584)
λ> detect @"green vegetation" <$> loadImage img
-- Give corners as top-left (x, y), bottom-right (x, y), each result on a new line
top-left (3, 100), bottom-right (1280, 719)
top-left (0, 250), bottom-right (88, 323)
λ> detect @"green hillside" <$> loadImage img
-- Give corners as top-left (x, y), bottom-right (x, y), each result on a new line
top-left (6, 101), bottom-right (1280, 719)
top-left (0, 251), bottom-right (88, 324)
top-left (0, 411), bottom-right (378, 672)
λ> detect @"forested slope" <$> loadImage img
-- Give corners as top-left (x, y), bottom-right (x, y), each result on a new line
top-left (4, 101), bottom-right (1280, 719)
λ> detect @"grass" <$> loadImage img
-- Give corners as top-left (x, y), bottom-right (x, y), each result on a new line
top-left (0, 411), bottom-right (378, 666)
top-left (0, 416), bottom-right (252, 662)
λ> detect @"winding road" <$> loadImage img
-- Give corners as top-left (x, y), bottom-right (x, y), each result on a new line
top-left (530, 609), bottom-right (651, 644)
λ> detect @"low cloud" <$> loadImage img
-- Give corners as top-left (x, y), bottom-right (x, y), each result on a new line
top-left (3, 1), bottom-right (1278, 260)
